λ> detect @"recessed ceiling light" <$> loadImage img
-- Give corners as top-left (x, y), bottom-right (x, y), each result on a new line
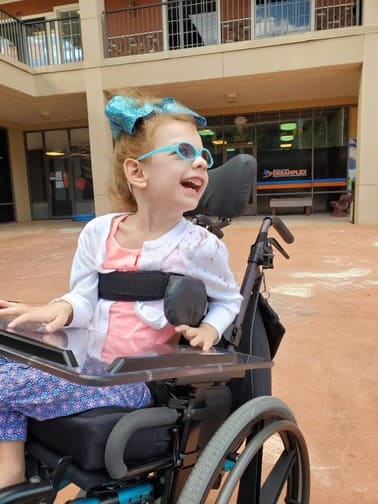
top-left (45, 151), bottom-right (65, 156)
top-left (199, 129), bottom-right (215, 136)
top-left (280, 134), bottom-right (294, 142)
top-left (280, 122), bottom-right (297, 131)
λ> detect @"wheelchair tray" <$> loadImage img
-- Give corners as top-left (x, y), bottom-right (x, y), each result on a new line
top-left (0, 320), bottom-right (272, 386)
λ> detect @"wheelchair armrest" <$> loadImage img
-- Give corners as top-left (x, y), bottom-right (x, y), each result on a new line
top-left (104, 407), bottom-right (179, 479)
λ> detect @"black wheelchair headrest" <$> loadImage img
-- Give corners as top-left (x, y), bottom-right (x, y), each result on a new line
top-left (188, 154), bottom-right (256, 219)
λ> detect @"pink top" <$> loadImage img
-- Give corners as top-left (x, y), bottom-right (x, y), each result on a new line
top-left (100, 215), bottom-right (175, 361)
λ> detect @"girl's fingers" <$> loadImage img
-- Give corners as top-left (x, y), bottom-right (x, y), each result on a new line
top-left (175, 325), bottom-right (197, 339)
top-left (44, 315), bottom-right (67, 333)
top-left (0, 306), bottom-right (27, 317)
top-left (174, 324), bottom-right (189, 333)
top-left (0, 299), bottom-right (23, 307)
top-left (7, 311), bottom-right (49, 329)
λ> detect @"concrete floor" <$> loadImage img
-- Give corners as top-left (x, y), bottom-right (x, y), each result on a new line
top-left (0, 214), bottom-right (377, 503)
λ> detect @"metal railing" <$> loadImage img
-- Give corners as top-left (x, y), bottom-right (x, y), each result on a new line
top-left (0, 8), bottom-right (83, 66)
top-left (0, 1), bottom-right (361, 66)
top-left (315, 0), bottom-right (359, 31)
top-left (104, 0), bottom-right (361, 58)
top-left (104, 2), bottom-right (164, 57)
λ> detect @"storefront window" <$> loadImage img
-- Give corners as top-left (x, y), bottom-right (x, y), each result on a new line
top-left (70, 128), bottom-right (94, 203)
top-left (200, 117), bottom-right (224, 168)
top-left (202, 108), bottom-right (347, 204)
top-left (256, 111), bottom-right (313, 198)
top-left (313, 108), bottom-right (348, 193)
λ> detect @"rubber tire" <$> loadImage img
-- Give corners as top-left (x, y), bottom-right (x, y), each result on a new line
top-left (177, 396), bottom-right (310, 504)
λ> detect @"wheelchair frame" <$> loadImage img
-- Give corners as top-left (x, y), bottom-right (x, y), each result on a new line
top-left (0, 156), bottom-right (310, 504)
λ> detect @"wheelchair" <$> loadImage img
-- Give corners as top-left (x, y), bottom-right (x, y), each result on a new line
top-left (0, 155), bottom-right (310, 504)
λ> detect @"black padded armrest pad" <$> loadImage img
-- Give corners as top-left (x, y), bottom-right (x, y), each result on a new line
top-left (164, 275), bottom-right (207, 327)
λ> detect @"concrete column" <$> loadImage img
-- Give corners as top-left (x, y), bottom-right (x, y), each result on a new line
top-left (355, 31), bottom-right (378, 225)
top-left (361, 0), bottom-right (378, 25)
top-left (85, 67), bottom-right (114, 216)
top-left (78, 0), bottom-right (105, 67)
top-left (79, 0), bottom-right (113, 216)
top-left (8, 128), bottom-right (31, 222)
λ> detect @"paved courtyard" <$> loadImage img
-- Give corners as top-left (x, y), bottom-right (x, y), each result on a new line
top-left (0, 214), bottom-right (377, 503)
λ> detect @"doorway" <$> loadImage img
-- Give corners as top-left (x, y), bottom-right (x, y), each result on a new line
top-left (47, 157), bottom-right (72, 217)
top-left (26, 129), bottom-right (94, 220)
top-left (0, 128), bottom-right (14, 222)
top-left (44, 155), bottom-right (93, 219)
top-left (223, 143), bottom-right (257, 215)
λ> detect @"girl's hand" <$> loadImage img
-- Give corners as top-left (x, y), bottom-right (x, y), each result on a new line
top-left (0, 299), bottom-right (73, 333)
top-left (174, 322), bottom-right (218, 352)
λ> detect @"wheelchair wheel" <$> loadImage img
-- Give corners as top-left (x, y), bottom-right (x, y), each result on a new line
top-left (178, 396), bottom-right (310, 504)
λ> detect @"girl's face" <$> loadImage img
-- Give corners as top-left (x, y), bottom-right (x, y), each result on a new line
top-left (139, 120), bottom-right (209, 214)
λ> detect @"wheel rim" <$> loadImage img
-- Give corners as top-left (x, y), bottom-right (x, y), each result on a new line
top-left (215, 420), bottom-right (309, 504)
top-left (177, 397), bottom-right (310, 504)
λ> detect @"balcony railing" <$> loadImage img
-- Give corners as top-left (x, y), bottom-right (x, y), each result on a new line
top-left (0, 9), bottom-right (83, 66)
top-left (315, 0), bottom-right (359, 30)
top-left (0, 1), bottom-right (361, 67)
top-left (104, 0), bottom-right (361, 58)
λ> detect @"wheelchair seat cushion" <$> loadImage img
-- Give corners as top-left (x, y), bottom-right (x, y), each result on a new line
top-left (28, 406), bottom-right (173, 472)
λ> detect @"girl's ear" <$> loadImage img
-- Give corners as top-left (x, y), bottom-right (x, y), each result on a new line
top-left (123, 158), bottom-right (147, 191)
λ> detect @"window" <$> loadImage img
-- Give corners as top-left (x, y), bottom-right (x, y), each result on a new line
top-left (255, 0), bottom-right (310, 38)
top-left (168, 0), bottom-right (217, 49)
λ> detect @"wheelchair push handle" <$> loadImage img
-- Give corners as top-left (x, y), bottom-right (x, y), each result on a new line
top-left (251, 216), bottom-right (294, 264)
top-left (271, 216), bottom-right (295, 244)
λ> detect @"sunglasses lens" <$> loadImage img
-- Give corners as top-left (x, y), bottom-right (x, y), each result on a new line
top-left (178, 143), bottom-right (196, 160)
top-left (201, 150), bottom-right (212, 165)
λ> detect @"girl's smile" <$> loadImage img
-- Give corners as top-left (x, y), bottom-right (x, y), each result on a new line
top-left (180, 176), bottom-right (205, 194)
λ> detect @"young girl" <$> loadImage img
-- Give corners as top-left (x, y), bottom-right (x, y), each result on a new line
top-left (0, 89), bottom-right (242, 488)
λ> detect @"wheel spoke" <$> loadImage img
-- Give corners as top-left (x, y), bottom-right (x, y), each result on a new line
top-left (260, 449), bottom-right (296, 504)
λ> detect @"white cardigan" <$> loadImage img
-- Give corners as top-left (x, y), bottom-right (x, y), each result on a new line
top-left (61, 213), bottom-right (242, 343)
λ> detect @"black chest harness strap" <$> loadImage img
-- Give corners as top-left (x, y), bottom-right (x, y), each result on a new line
top-left (99, 271), bottom-right (172, 302)
top-left (98, 271), bottom-right (208, 327)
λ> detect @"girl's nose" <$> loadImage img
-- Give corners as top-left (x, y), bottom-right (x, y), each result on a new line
top-left (192, 155), bottom-right (208, 171)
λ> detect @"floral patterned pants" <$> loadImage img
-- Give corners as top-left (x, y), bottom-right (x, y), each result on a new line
top-left (0, 356), bottom-right (152, 441)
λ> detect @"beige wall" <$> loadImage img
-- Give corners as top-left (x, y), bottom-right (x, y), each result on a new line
top-left (362, 0), bottom-right (378, 25)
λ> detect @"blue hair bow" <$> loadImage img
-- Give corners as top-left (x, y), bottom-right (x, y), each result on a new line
top-left (105, 95), bottom-right (207, 138)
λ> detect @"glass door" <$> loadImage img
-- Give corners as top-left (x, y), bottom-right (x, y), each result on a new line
top-left (26, 128), bottom-right (94, 220)
top-left (45, 129), bottom-right (71, 217)
top-left (47, 156), bottom-right (72, 217)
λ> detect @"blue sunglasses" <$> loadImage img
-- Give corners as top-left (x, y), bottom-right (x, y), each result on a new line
top-left (136, 142), bottom-right (214, 169)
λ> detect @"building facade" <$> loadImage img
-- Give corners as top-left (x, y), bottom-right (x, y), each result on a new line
top-left (0, 0), bottom-right (377, 224)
